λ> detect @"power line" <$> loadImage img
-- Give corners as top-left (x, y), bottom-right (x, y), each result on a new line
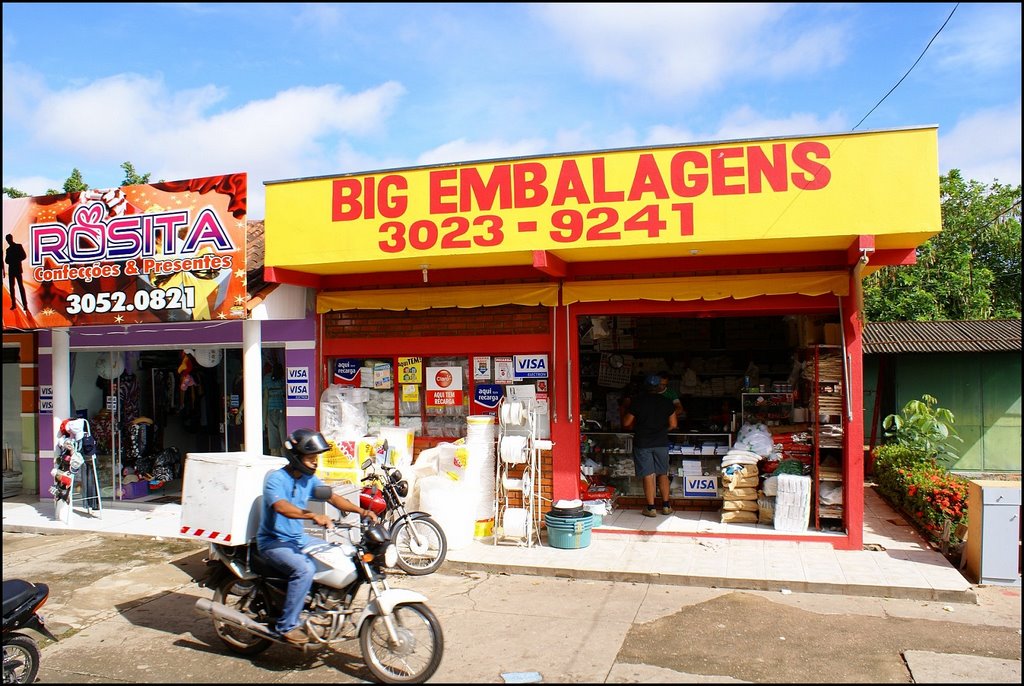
top-left (853, 4), bottom-right (959, 131)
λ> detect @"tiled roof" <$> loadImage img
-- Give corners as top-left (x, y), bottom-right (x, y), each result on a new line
top-left (245, 219), bottom-right (278, 306)
top-left (863, 320), bottom-right (1022, 354)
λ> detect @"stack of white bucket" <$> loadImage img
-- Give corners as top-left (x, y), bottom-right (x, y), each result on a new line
top-left (417, 415), bottom-right (496, 550)
top-left (465, 416), bottom-right (497, 531)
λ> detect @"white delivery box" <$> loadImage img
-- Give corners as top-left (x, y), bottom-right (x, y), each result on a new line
top-left (179, 452), bottom-right (287, 546)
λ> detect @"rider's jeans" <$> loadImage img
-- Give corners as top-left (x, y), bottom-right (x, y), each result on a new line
top-left (260, 541), bottom-right (316, 634)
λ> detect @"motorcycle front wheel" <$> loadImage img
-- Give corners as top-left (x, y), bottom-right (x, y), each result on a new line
top-left (3, 634), bottom-right (40, 684)
top-left (211, 578), bottom-right (274, 655)
top-left (392, 516), bottom-right (447, 575)
top-left (359, 601), bottom-right (443, 684)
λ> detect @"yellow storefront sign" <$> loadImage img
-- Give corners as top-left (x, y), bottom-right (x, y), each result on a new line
top-left (265, 128), bottom-right (940, 275)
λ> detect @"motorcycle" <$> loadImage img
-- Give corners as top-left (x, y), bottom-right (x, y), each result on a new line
top-left (2, 579), bottom-right (58, 684)
top-left (194, 486), bottom-right (443, 684)
top-left (360, 456), bottom-right (447, 576)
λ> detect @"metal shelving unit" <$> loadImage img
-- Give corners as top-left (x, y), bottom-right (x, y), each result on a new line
top-left (494, 396), bottom-right (542, 547)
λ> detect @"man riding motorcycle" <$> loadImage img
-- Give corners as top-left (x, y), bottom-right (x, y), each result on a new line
top-left (256, 429), bottom-right (377, 645)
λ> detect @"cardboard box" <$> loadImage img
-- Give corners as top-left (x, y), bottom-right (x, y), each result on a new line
top-left (179, 452), bottom-right (287, 545)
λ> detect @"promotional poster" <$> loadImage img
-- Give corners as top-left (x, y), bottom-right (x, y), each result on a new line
top-left (2, 173), bottom-right (247, 329)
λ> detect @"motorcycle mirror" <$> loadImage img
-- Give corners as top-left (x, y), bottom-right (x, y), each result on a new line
top-left (312, 485), bottom-right (333, 501)
top-left (361, 458), bottom-right (373, 470)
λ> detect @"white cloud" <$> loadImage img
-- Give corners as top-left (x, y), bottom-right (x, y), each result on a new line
top-left (939, 99), bottom-right (1022, 185)
top-left (536, 4), bottom-right (846, 100)
top-left (291, 3), bottom-right (346, 34)
top-left (9, 72), bottom-right (406, 218)
top-left (644, 107), bottom-right (847, 147)
top-left (2, 175), bottom-right (61, 197)
top-left (416, 137), bottom-right (552, 167)
top-left (935, 4), bottom-right (1022, 72)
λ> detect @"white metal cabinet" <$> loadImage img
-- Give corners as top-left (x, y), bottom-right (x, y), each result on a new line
top-left (965, 480), bottom-right (1021, 586)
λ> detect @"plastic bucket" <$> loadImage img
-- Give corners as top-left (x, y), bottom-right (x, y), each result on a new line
top-left (474, 518), bottom-right (494, 538)
top-left (544, 511), bottom-right (593, 549)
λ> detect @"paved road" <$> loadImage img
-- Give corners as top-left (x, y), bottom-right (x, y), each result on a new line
top-left (3, 531), bottom-right (1020, 683)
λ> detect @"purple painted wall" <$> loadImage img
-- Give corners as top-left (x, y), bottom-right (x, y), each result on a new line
top-left (36, 315), bottom-right (317, 497)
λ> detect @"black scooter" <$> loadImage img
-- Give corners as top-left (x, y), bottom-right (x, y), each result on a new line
top-left (3, 579), bottom-right (58, 684)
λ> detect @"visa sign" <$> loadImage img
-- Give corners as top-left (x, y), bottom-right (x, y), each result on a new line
top-left (683, 475), bottom-right (719, 498)
top-left (512, 354), bottom-right (548, 379)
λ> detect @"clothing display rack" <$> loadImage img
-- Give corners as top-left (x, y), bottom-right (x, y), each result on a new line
top-left (494, 395), bottom-right (542, 547)
top-left (53, 419), bottom-right (103, 524)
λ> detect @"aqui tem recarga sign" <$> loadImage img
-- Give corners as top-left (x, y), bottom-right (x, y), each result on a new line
top-left (264, 128), bottom-right (940, 273)
top-left (2, 174), bottom-right (247, 329)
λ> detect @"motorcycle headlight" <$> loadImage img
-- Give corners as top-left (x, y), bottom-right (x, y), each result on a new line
top-left (365, 522), bottom-right (391, 547)
top-left (384, 543), bottom-right (398, 568)
top-left (396, 480), bottom-right (409, 498)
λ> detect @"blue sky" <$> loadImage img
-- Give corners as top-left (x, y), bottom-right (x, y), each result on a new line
top-left (3, 3), bottom-right (1020, 219)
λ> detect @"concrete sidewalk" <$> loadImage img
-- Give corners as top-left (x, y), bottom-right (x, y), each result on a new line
top-left (2, 485), bottom-right (983, 603)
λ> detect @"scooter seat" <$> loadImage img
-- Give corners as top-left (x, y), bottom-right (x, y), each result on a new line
top-left (2, 579), bottom-right (39, 617)
top-left (248, 546), bottom-right (290, 581)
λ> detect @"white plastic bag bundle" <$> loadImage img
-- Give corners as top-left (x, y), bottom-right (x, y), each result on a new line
top-left (406, 446), bottom-right (442, 512)
top-left (734, 422), bottom-right (774, 457)
top-left (819, 482), bottom-right (843, 505)
top-left (339, 397), bottom-right (368, 438)
top-left (319, 384), bottom-right (370, 440)
top-left (319, 386), bottom-right (346, 440)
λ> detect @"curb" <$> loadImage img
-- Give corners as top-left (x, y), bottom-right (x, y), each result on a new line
top-left (440, 559), bottom-right (979, 604)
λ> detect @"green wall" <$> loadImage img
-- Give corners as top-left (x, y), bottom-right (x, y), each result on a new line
top-left (863, 351), bottom-right (1021, 472)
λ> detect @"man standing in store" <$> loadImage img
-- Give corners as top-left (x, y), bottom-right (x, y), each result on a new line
top-left (622, 374), bottom-right (678, 517)
top-left (263, 361), bottom-right (287, 456)
top-left (657, 371), bottom-right (685, 424)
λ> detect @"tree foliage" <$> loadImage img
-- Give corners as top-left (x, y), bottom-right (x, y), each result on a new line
top-left (120, 161), bottom-right (151, 186)
top-left (4, 163), bottom-right (155, 199)
top-left (864, 169), bottom-right (1022, 320)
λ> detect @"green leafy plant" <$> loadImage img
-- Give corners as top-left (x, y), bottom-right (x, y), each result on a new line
top-left (882, 394), bottom-right (962, 467)
top-left (873, 440), bottom-right (970, 548)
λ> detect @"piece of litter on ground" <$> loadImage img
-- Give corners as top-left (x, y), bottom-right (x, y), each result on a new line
top-left (780, 588), bottom-right (792, 595)
top-left (502, 671), bottom-right (543, 684)
top-left (779, 636), bottom-right (786, 640)
top-left (942, 606), bottom-right (954, 612)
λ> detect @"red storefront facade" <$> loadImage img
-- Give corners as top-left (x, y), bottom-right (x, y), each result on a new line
top-left (264, 128), bottom-right (941, 550)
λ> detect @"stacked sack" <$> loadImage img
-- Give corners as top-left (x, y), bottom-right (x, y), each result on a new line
top-left (719, 449), bottom-right (761, 524)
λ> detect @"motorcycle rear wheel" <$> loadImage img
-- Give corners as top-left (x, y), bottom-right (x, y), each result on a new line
top-left (359, 601), bottom-right (443, 683)
top-left (392, 516), bottom-right (447, 575)
top-left (212, 578), bottom-right (274, 655)
top-left (3, 634), bottom-right (40, 684)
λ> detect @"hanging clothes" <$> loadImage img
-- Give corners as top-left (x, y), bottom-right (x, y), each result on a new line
top-left (50, 418), bottom-right (99, 509)
top-left (119, 372), bottom-right (141, 424)
top-left (92, 409), bottom-right (113, 454)
top-left (124, 418), bottom-right (157, 473)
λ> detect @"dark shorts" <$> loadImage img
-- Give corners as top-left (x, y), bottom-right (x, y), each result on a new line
top-left (633, 446), bottom-right (669, 478)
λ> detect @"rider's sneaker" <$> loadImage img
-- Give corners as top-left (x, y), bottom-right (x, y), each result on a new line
top-left (280, 627), bottom-right (310, 644)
